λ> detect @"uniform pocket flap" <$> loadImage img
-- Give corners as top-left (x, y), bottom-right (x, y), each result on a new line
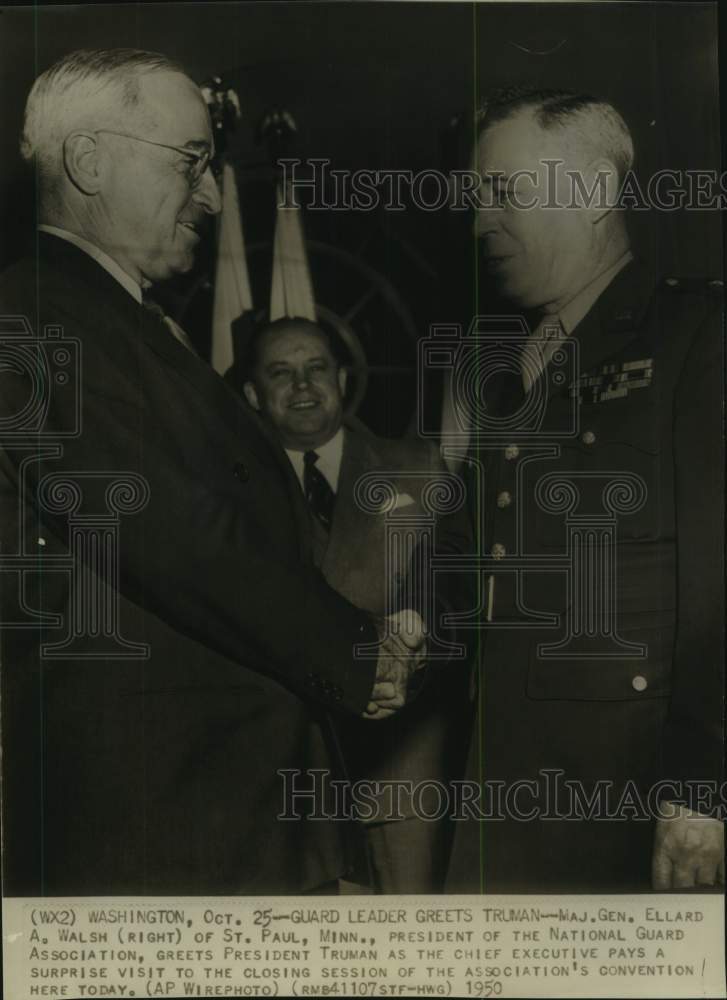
top-left (526, 611), bottom-right (675, 702)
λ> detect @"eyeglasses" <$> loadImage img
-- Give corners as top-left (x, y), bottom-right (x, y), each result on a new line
top-left (94, 129), bottom-right (212, 189)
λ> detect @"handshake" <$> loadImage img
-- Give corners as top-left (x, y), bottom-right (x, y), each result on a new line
top-left (362, 609), bottom-right (427, 721)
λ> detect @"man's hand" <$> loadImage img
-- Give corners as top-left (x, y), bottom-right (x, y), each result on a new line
top-left (652, 801), bottom-right (725, 889)
top-left (362, 610), bottom-right (426, 721)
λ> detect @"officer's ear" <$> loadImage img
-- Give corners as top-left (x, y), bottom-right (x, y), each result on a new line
top-left (581, 156), bottom-right (621, 224)
top-left (243, 380), bottom-right (261, 411)
top-left (337, 365), bottom-right (347, 397)
top-left (63, 131), bottom-right (104, 195)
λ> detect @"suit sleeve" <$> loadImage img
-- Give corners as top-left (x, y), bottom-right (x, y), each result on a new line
top-left (662, 300), bottom-right (725, 812)
top-left (0, 326), bottom-right (378, 717)
top-left (403, 440), bottom-right (475, 678)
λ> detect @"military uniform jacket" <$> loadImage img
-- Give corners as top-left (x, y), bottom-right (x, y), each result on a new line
top-left (446, 259), bottom-right (724, 892)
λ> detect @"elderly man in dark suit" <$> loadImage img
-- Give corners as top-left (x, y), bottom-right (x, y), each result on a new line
top-left (0, 48), bottom-right (425, 896)
top-left (240, 318), bottom-right (473, 892)
top-left (445, 86), bottom-right (724, 893)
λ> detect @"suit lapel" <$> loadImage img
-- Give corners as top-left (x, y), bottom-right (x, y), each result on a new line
top-left (37, 231), bottom-right (314, 561)
top-left (136, 314), bottom-right (316, 562)
top-left (322, 425), bottom-right (380, 583)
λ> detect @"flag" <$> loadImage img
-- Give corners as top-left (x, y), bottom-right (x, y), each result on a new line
top-left (269, 182), bottom-right (316, 321)
top-left (211, 162), bottom-right (254, 375)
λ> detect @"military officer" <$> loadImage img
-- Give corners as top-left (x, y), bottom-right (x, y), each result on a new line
top-left (445, 86), bottom-right (724, 893)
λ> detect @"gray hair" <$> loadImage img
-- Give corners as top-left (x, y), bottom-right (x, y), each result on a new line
top-left (21, 48), bottom-right (186, 181)
top-left (477, 86), bottom-right (634, 182)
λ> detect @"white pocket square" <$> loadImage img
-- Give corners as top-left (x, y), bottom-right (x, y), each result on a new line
top-left (392, 492), bottom-right (416, 510)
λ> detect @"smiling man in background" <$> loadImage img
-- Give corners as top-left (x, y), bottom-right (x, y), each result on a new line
top-left (242, 318), bottom-right (473, 892)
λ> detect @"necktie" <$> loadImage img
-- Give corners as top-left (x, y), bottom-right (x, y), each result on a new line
top-left (521, 313), bottom-right (564, 392)
top-left (303, 450), bottom-right (335, 531)
top-left (142, 293), bottom-right (198, 355)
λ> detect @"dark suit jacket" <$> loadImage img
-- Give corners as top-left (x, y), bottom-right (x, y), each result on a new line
top-left (0, 232), bottom-right (379, 895)
top-left (446, 260), bottom-right (724, 893)
top-left (316, 421), bottom-right (473, 806)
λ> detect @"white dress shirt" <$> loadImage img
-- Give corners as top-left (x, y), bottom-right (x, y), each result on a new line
top-left (285, 427), bottom-right (345, 494)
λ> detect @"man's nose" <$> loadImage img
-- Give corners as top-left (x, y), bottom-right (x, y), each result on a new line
top-left (473, 207), bottom-right (500, 239)
top-left (193, 167), bottom-right (222, 215)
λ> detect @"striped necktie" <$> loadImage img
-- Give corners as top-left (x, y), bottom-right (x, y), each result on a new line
top-left (303, 450), bottom-right (335, 531)
top-left (142, 293), bottom-right (198, 355)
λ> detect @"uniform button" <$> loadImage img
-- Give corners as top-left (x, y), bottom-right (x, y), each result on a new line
top-left (496, 491), bottom-right (512, 508)
top-left (233, 461), bottom-right (249, 483)
top-left (665, 277), bottom-right (679, 287)
top-left (632, 675), bottom-right (648, 692)
top-left (37, 537), bottom-right (46, 547)
top-left (581, 430), bottom-right (596, 445)
top-left (504, 444), bottom-right (520, 460)
top-left (491, 542), bottom-right (506, 560)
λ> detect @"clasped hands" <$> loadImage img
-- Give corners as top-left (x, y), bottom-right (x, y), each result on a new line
top-left (361, 609), bottom-right (427, 721)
